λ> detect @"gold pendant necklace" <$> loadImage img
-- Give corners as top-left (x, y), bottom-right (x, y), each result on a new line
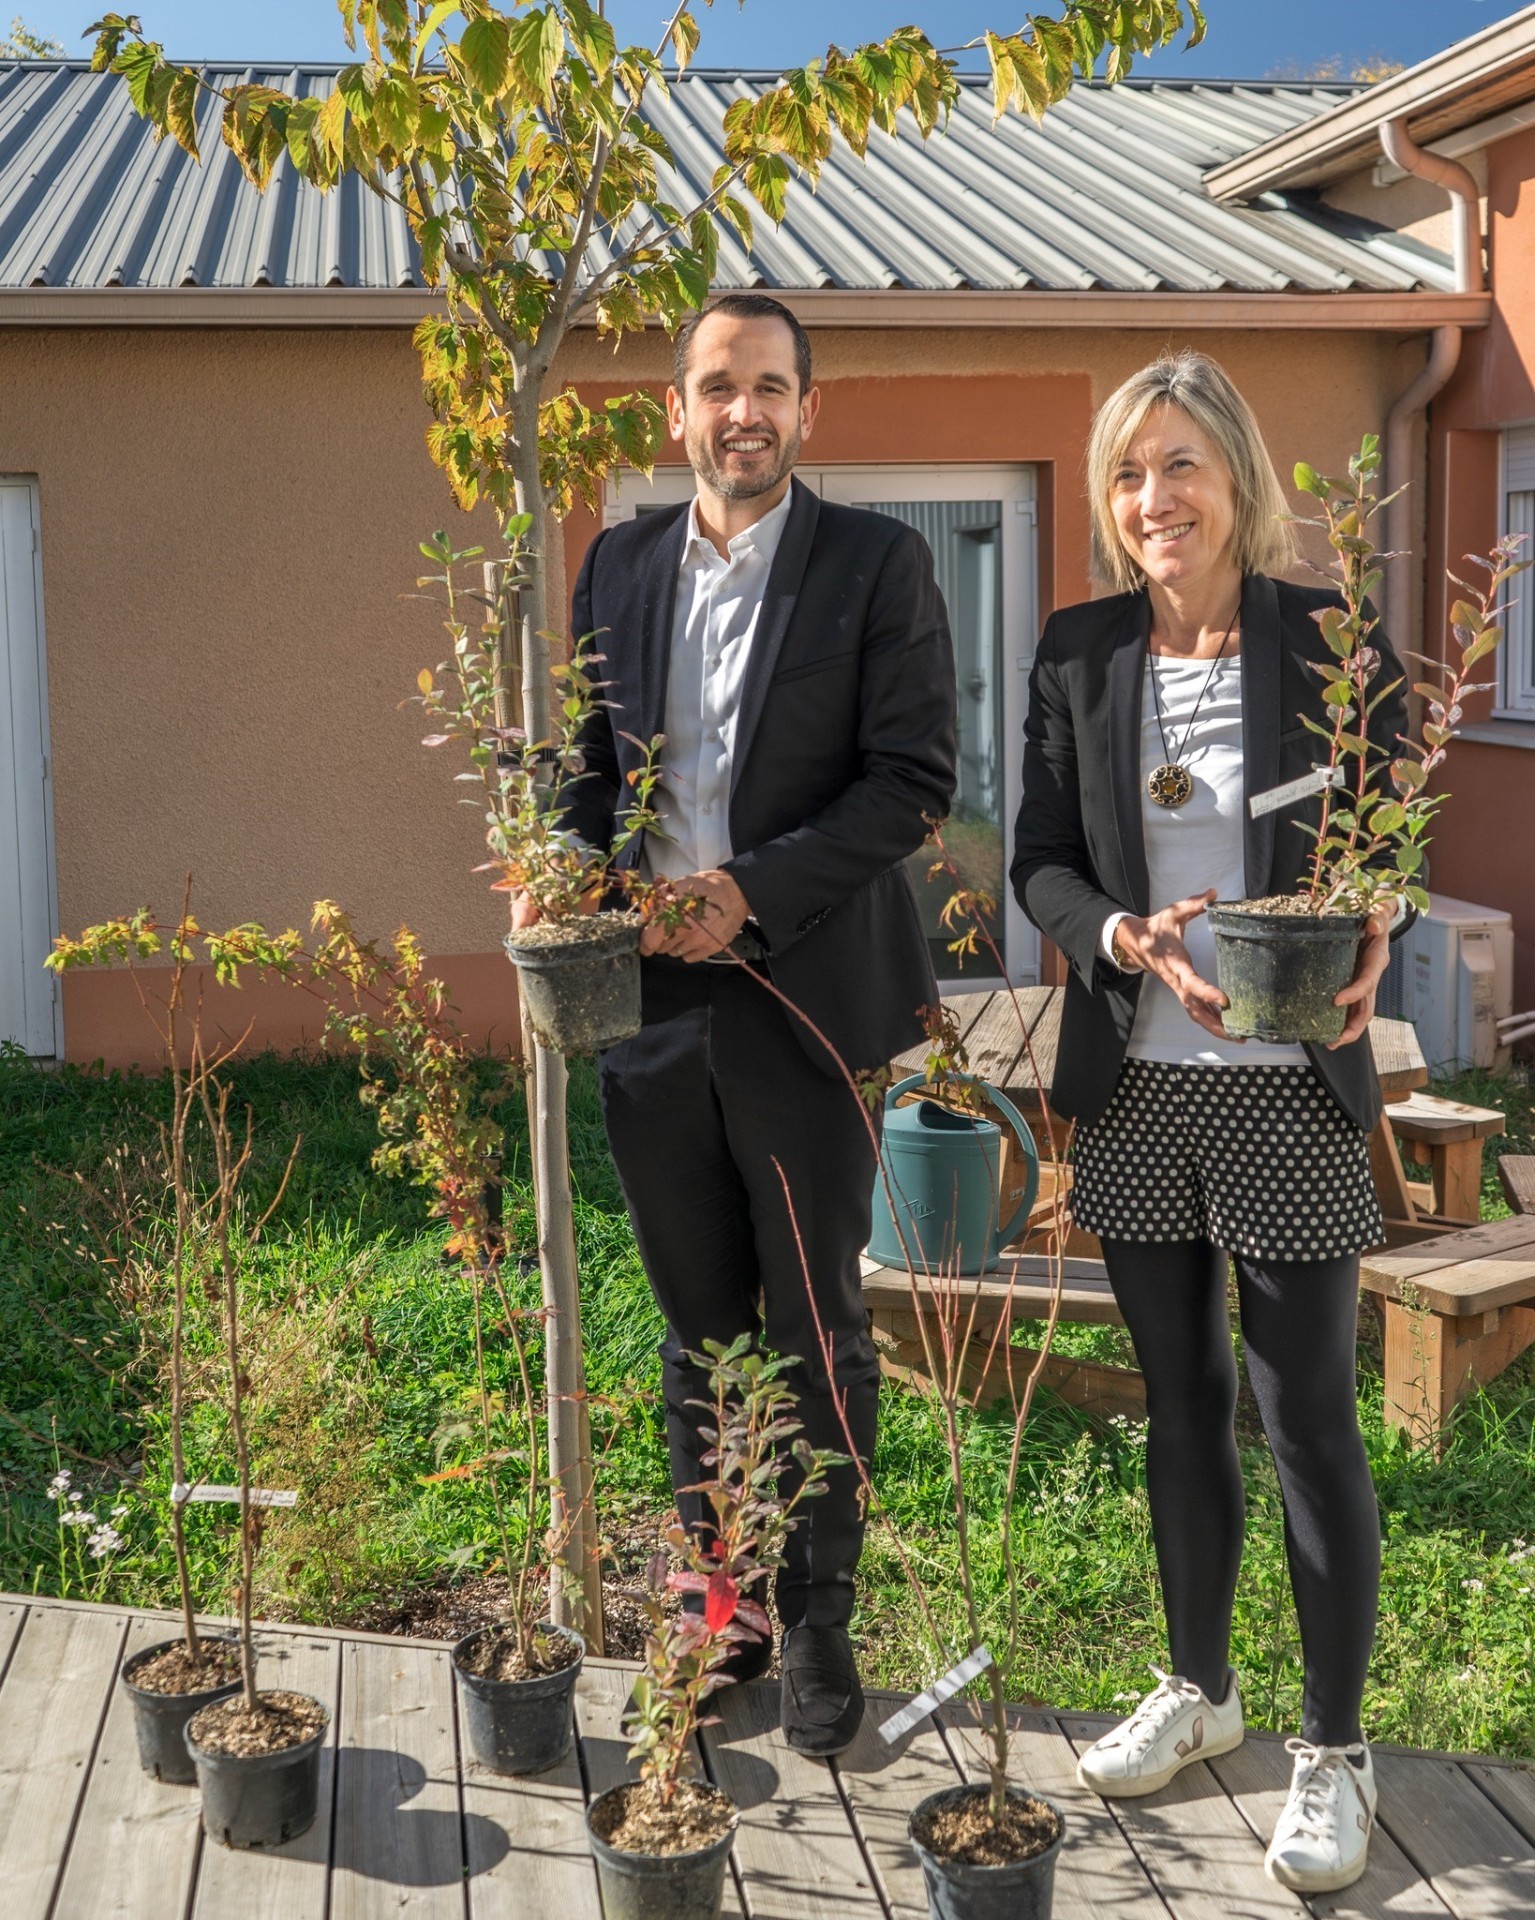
top-left (1146, 606), bottom-right (1241, 809)
top-left (1147, 760), bottom-right (1195, 807)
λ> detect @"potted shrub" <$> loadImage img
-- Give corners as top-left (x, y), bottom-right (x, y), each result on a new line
top-left (1207, 439), bottom-right (1529, 1043)
top-left (776, 891), bottom-right (1070, 1918)
top-left (50, 896), bottom-right (603, 1774)
top-left (46, 913), bottom-right (255, 1784)
top-left (415, 530), bottom-right (682, 1057)
top-left (445, 1291), bottom-right (591, 1775)
top-left (112, 957), bottom-right (244, 1781)
top-left (585, 1336), bottom-right (839, 1920)
top-left (174, 1055), bottom-right (331, 1850)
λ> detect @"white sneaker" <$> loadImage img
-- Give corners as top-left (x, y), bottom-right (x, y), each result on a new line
top-left (1265, 1739), bottom-right (1377, 1893)
top-left (1076, 1667), bottom-right (1244, 1797)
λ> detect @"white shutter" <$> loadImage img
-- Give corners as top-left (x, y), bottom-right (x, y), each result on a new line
top-left (1505, 425), bottom-right (1535, 491)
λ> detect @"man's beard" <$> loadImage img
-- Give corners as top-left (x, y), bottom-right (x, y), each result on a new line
top-left (686, 422), bottom-right (800, 499)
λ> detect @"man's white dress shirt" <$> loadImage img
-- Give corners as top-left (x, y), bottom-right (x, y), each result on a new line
top-left (642, 487), bottom-right (793, 882)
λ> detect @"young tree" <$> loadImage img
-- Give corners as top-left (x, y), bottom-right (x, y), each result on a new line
top-left (86, 0), bottom-right (1205, 1633)
top-left (1, 17), bottom-right (65, 56)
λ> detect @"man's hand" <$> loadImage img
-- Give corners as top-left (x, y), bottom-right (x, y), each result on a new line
top-left (1329, 904), bottom-right (1393, 1050)
top-left (640, 870), bottom-right (751, 962)
top-left (1112, 889), bottom-right (1236, 1043)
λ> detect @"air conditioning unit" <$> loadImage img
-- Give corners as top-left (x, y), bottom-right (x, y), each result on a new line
top-left (1377, 893), bottom-right (1515, 1073)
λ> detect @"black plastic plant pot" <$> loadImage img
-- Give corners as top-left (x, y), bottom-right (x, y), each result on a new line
top-left (908, 1785), bottom-right (1066, 1920)
top-left (186, 1695), bottom-right (330, 1849)
top-left (586, 1785), bottom-right (738, 1920)
top-left (1207, 902), bottom-right (1367, 1046)
top-left (503, 913), bottom-right (642, 1055)
top-left (120, 1635), bottom-right (243, 1785)
top-left (452, 1623), bottom-right (585, 1776)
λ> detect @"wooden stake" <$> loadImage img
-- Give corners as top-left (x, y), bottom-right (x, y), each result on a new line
top-left (532, 1040), bottom-right (603, 1646)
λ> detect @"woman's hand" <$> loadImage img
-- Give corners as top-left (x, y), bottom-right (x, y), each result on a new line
top-left (1112, 888), bottom-right (1235, 1043)
top-left (1328, 904), bottom-right (1393, 1050)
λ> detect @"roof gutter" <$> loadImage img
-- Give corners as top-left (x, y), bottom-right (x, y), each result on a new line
top-left (1380, 119), bottom-right (1481, 681)
top-left (0, 287), bottom-right (1492, 331)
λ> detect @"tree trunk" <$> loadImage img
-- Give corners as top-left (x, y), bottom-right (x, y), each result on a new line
top-left (531, 1041), bottom-right (602, 1643)
top-left (512, 386), bottom-right (604, 1651)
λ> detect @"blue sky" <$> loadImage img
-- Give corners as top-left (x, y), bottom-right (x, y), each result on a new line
top-left (18, 1), bottom-right (1529, 76)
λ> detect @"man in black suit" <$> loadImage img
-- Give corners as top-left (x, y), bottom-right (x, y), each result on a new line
top-left (529, 293), bottom-right (956, 1753)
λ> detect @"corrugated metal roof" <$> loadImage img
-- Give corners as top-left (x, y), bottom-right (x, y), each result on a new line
top-left (0, 61), bottom-right (1452, 297)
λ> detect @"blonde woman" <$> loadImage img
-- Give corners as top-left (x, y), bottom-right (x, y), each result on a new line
top-left (1011, 352), bottom-right (1405, 1894)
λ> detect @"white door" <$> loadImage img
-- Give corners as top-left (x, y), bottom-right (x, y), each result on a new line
top-left (604, 464), bottom-right (1040, 988)
top-left (0, 479), bottom-right (60, 1057)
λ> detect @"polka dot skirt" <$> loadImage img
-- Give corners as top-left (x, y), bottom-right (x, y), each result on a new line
top-left (1070, 1059), bottom-right (1384, 1262)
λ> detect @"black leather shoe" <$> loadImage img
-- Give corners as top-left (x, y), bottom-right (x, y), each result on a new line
top-left (780, 1625), bottom-right (865, 1757)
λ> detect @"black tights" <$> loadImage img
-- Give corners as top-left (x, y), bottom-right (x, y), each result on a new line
top-left (1101, 1238), bottom-right (1381, 1747)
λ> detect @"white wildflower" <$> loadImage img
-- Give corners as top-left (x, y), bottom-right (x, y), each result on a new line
top-left (1456, 1666), bottom-right (1475, 1683)
top-left (1461, 1578), bottom-right (1484, 1592)
top-left (46, 1471), bottom-right (71, 1500)
top-left (86, 1524), bottom-right (124, 1560)
top-left (59, 1508), bottom-right (95, 1529)
top-left (110, 1505), bottom-right (129, 1520)
top-left (67, 1490), bottom-right (83, 1507)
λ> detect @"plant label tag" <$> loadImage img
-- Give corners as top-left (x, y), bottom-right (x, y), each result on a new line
top-left (172, 1482), bottom-right (298, 1509)
top-left (878, 1645), bottom-right (993, 1744)
top-left (1249, 765), bottom-right (1345, 819)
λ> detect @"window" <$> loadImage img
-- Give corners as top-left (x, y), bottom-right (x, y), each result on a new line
top-left (603, 465), bottom-right (1041, 987)
top-left (1499, 427), bottom-right (1535, 716)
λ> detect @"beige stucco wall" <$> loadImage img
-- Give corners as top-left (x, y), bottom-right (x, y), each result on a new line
top-left (1322, 161), bottom-right (1471, 259)
top-left (561, 319), bottom-right (1418, 584)
top-left (0, 319), bottom-right (1408, 1055)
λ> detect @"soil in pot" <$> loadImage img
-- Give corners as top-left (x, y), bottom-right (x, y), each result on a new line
top-left (121, 1635), bottom-right (243, 1785)
top-left (587, 1779), bottom-right (738, 1920)
top-left (453, 1621), bottom-right (584, 1775)
top-left (908, 1784), bottom-right (1065, 1920)
top-left (503, 911), bottom-right (642, 1055)
top-left (1207, 894), bottom-right (1367, 1047)
top-left (186, 1688), bottom-right (330, 1850)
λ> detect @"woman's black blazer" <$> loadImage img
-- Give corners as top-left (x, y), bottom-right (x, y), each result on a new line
top-left (1009, 572), bottom-right (1411, 1133)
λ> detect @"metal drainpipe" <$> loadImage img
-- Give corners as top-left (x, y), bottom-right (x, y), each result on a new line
top-left (1379, 118), bottom-right (1482, 671)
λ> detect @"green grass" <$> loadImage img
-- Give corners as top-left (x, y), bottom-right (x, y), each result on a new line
top-left (1, 1044), bottom-right (1531, 1758)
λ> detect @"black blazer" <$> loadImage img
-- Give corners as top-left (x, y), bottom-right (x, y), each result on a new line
top-left (1009, 572), bottom-right (1410, 1132)
top-left (562, 477), bottom-right (958, 1074)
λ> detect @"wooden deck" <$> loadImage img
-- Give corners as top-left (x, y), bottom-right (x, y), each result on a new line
top-left (3, 1593), bottom-right (1532, 1919)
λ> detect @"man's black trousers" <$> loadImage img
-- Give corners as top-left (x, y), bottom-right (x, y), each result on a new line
top-left (598, 955), bottom-right (881, 1631)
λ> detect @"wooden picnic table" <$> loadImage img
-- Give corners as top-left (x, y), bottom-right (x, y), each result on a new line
top-left (869, 992), bottom-right (1436, 1420)
top-left (895, 989), bottom-right (1429, 1230)
top-left (1361, 1215), bottom-right (1535, 1449)
top-left (893, 986), bottom-right (1428, 1118)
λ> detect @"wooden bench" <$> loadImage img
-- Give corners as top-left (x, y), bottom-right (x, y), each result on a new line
top-left (860, 1251), bottom-right (1146, 1421)
top-left (1360, 1216), bottom-right (1535, 1448)
top-left (1386, 1092), bottom-right (1505, 1225)
top-left (1499, 1154), bottom-right (1535, 1215)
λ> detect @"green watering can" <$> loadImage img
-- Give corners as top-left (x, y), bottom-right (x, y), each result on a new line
top-left (867, 1074), bottom-right (1041, 1277)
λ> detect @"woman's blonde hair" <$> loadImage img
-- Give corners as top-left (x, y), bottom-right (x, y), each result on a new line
top-left (1086, 350), bottom-right (1297, 592)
